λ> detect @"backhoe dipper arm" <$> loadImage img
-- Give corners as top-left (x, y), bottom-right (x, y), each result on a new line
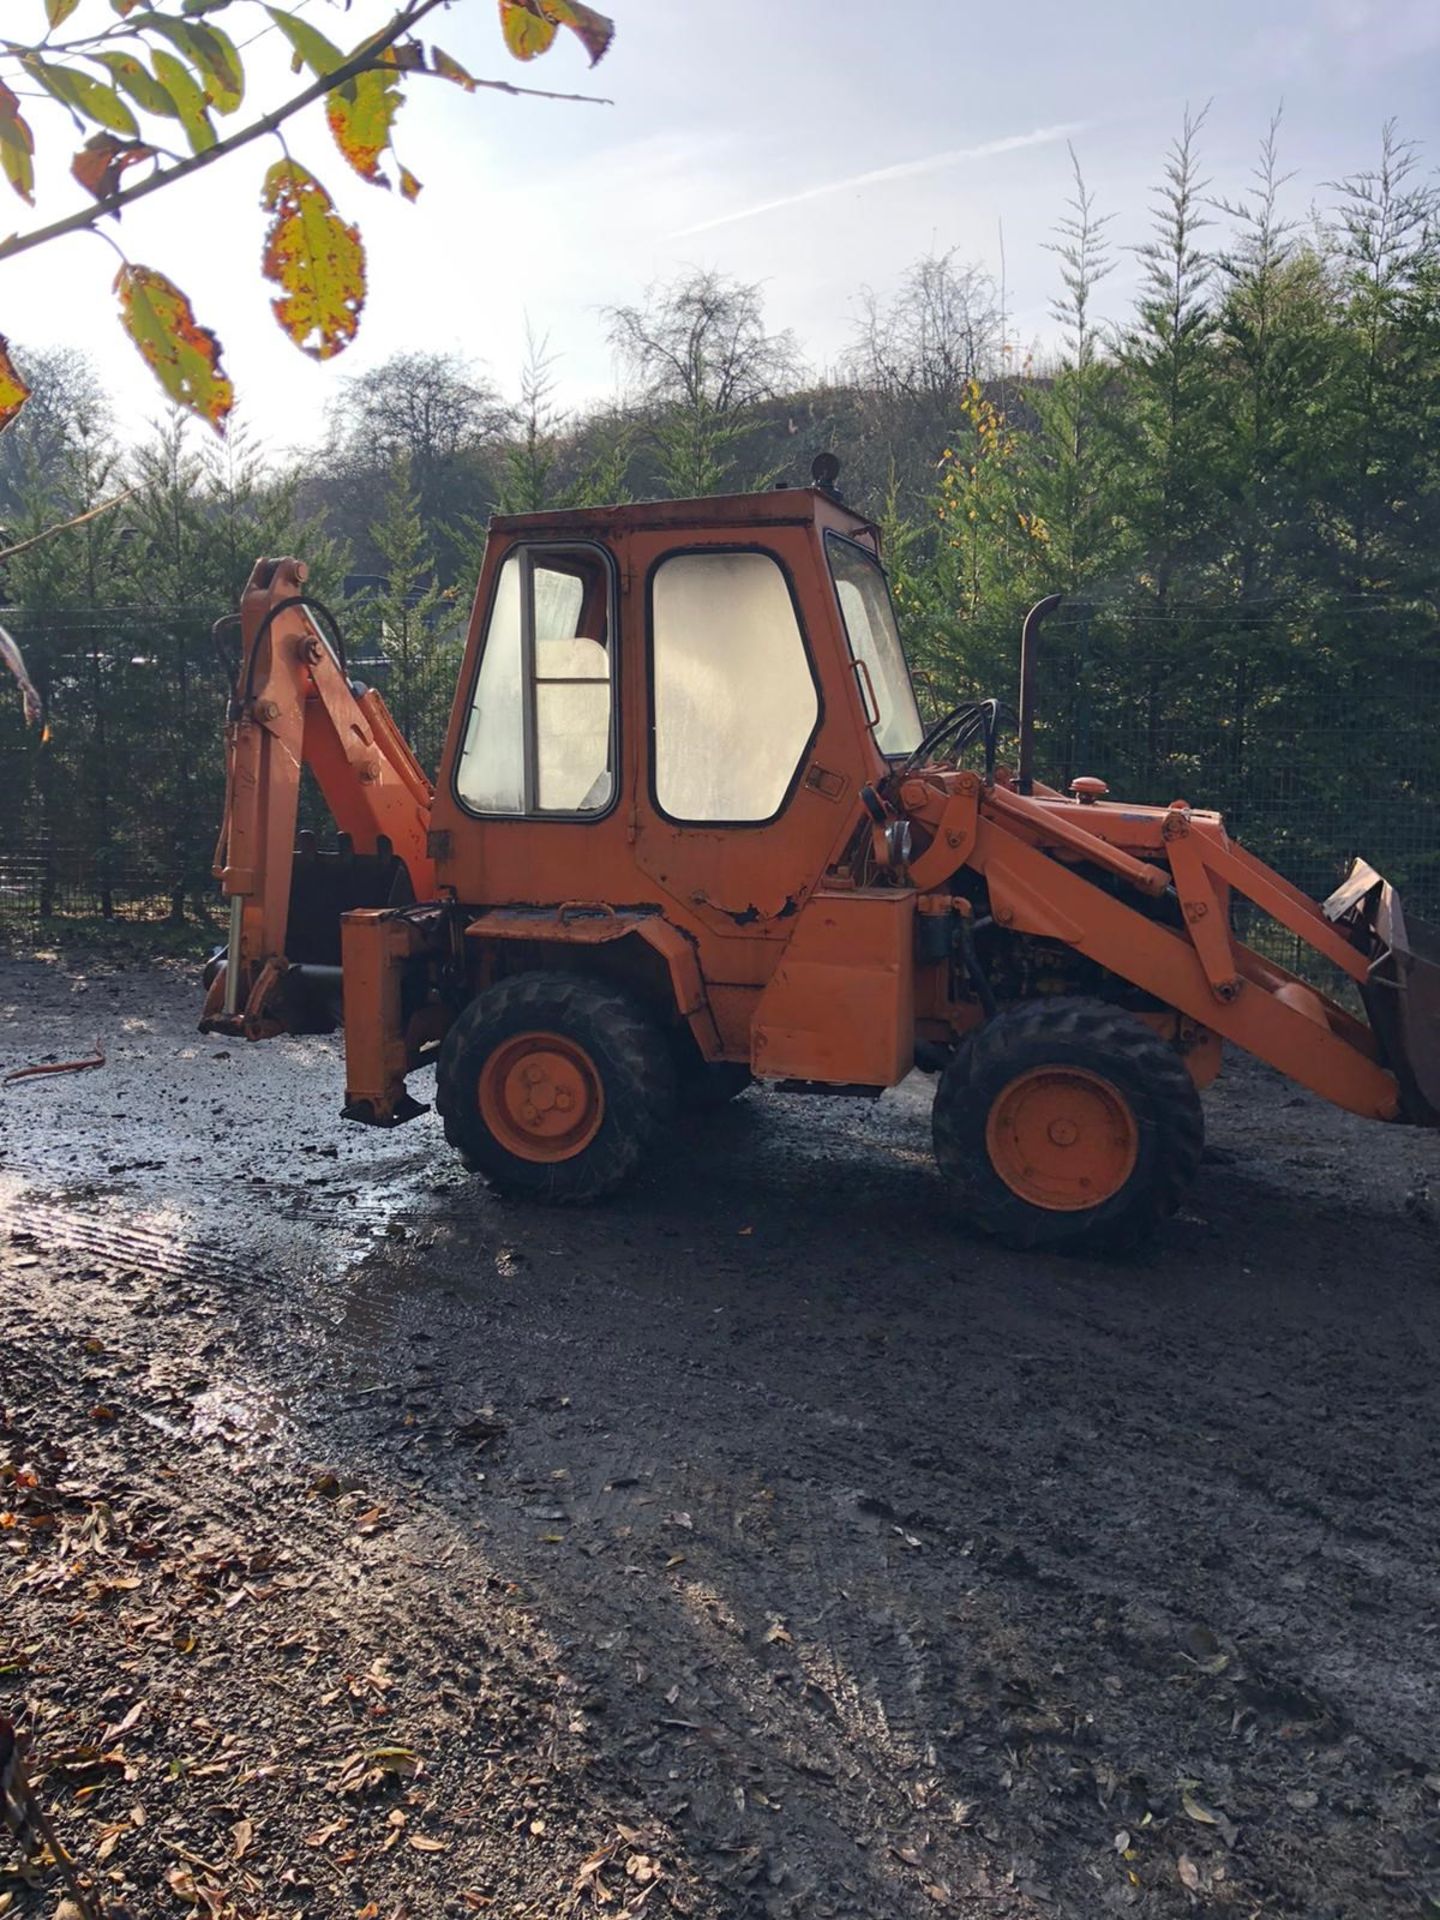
top-left (201, 557), bottom-right (435, 1038)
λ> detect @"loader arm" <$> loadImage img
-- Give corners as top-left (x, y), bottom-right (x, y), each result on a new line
top-left (201, 557), bottom-right (435, 1040)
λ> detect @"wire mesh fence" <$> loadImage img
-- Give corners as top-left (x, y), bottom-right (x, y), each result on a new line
top-left (1, 603), bottom-right (1437, 959)
top-left (1014, 605), bottom-right (1440, 929)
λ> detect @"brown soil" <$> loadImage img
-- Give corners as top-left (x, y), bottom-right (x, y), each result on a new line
top-left (2, 948), bottom-right (1439, 1920)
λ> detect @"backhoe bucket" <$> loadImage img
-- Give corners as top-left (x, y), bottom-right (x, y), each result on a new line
top-left (1324, 859), bottom-right (1440, 1126)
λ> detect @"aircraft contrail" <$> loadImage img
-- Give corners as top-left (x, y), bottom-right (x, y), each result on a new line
top-left (672, 122), bottom-right (1091, 239)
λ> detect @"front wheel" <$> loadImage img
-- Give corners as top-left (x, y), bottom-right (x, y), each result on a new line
top-left (933, 997), bottom-right (1204, 1253)
top-left (436, 972), bottom-right (676, 1203)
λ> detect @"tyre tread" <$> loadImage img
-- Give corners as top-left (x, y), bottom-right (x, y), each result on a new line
top-left (436, 971), bottom-right (675, 1203)
top-left (933, 996), bottom-right (1204, 1253)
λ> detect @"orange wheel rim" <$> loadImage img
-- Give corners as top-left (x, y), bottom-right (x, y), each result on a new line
top-left (985, 1066), bottom-right (1138, 1212)
top-left (478, 1030), bottom-right (604, 1164)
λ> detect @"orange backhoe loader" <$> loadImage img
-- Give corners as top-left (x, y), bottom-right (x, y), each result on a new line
top-left (200, 463), bottom-right (1440, 1251)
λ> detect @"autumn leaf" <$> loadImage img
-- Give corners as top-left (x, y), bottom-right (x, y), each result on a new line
top-left (498, 0), bottom-right (615, 66)
top-left (260, 158), bottom-right (365, 360)
top-left (266, 7), bottom-right (346, 78)
top-left (92, 51), bottom-right (180, 120)
top-left (0, 336), bottom-right (32, 433)
top-left (133, 12), bottom-right (245, 114)
top-left (336, 1745), bottom-right (421, 1794)
top-left (0, 83), bottom-right (35, 205)
top-left (114, 264), bottom-right (234, 431)
top-left (23, 59), bottom-right (140, 137)
top-left (326, 56), bottom-right (404, 189)
top-left (431, 46), bottom-right (477, 91)
top-left (71, 134), bottom-right (156, 202)
top-left (265, 10), bottom-right (403, 188)
top-left (150, 48), bottom-right (215, 151)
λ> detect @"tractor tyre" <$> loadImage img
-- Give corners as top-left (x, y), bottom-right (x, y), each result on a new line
top-left (933, 996), bottom-right (1204, 1254)
top-left (436, 972), bottom-right (677, 1204)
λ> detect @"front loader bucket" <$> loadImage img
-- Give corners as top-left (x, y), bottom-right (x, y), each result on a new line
top-left (1324, 859), bottom-right (1440, 1126)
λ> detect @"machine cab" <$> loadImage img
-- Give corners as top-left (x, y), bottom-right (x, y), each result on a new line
top-left (429, 485), bottom-right (923, 954)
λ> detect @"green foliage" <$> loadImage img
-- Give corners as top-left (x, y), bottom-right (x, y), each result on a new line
top-left (0, 399), bottom-right (346, 922)
top-left (5, 110), bottom-right (1440, 930)
top-left (362, 456), bottom-right (453, 766)
top-left (497, 329), bottom-right (565, 515)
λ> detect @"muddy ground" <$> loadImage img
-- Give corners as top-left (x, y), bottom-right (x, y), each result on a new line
top-left (2, 946), bottom-right (1439, 1920)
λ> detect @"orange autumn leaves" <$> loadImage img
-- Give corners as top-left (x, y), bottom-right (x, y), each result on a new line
top-left (261, 161), bottom-right (365, 364)
top-left (114, 264), bottom-right (235, 431)
top-left (0, 0), bottom-right (616, 435)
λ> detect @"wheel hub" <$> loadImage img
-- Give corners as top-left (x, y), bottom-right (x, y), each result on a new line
top-left (986, 1066), bottom-right (1138, 1211)
top-left (479, 1031), bottom-right (605, 1163)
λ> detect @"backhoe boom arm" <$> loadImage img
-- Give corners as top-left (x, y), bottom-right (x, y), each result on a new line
top-left (201, 557), bottom-right (435, 1039)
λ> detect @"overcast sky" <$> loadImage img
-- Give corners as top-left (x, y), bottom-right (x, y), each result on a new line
top-left (8, 0), bottom-right (1440, 454)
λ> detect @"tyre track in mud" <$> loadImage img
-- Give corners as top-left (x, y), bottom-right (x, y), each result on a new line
top-left (5, 951), bottom-right (1440, 1916)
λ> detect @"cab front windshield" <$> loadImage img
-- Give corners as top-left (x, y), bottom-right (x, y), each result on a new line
top-left (825, 533), bottom-right (923, 758)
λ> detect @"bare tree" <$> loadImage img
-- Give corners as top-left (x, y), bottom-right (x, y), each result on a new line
top-left (0, 348), bottom-right (112, 523)
top-left (848, 249), bottom-right (1001, 405)
top-left (607, 269), bottom-right (801, 413)
top-left (840, 249), bottom-right (1001, 513)
top-left (330, 351), bottom-right (508, 474)
top-left (605, 270), bottom-right (801, 496)
top-left (313, 350), bottom-right (507, 577)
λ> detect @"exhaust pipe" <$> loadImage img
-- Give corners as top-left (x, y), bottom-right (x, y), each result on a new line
top-left (1016, 593), bottom-right (1063, 796)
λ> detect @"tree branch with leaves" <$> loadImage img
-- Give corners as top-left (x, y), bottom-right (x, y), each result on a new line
top-left (0, 0), bottom-right (615, 431)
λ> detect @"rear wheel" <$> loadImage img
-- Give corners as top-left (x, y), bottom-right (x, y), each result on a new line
top-left (933, 997), bottom-right (1203, 1253)
top-left (437, 972), bottom-right (676, 1202)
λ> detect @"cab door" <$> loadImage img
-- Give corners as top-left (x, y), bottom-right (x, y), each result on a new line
top-left (629, 527), bottom-right (865, 954)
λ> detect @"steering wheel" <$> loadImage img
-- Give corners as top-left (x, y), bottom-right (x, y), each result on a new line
top-left (901, 698), bottom-right (1008, 781)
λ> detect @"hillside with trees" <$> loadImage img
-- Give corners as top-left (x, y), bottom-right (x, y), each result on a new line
top-left (2, 117), bottom-right (1437, 930)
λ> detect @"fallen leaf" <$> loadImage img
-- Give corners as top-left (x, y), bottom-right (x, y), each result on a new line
top-left (1181, 1789), bottom-right (1219, 1826)
top-left (409, 1833), bottom-right (448, 1853)
top-left (1178, 1854), bottom-right (1201, 1890)
top-left (232, 1816), bottom-right (253, 1859)
top-left (336, 1745), bottom-right (421, 1795)
top-left (101, 1700), bottom-right (145, 1743)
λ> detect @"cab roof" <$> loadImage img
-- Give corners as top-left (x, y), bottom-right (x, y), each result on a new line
top-left (487, 484), bottom-right (880, 544)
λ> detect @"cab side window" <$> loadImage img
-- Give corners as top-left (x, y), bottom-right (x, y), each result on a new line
top-left (652, 551), bottom-right (818, 823)
top-left (456, 546), bottom-right (615, 816)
